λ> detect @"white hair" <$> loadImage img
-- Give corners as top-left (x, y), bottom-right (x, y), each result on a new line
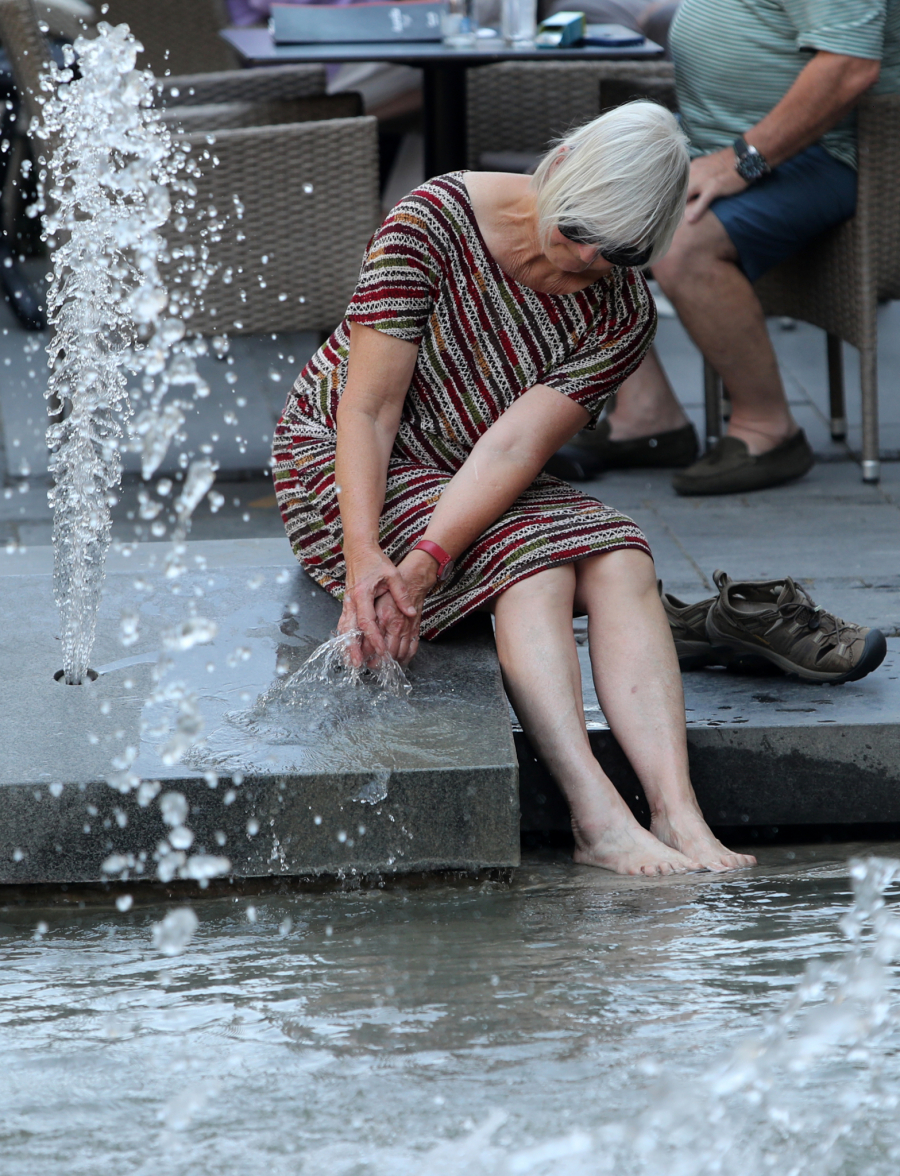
top-left (530, 102), bottom-right (690, 266)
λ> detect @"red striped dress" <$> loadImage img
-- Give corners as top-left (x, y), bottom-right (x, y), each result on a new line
top-left (273, 173), bottom-right (654, 640)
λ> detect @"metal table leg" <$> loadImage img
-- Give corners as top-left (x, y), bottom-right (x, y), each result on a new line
top-left (422, 63), bottom-right (468, 179)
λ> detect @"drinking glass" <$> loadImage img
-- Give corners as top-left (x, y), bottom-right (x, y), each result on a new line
top-left (442, 0), bottom-right (478, 47)
top-left (501, 0), bottom-right (537, 43)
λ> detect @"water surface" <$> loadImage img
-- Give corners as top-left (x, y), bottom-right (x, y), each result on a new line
top-left (3, 843), bottom-right (900, 1175)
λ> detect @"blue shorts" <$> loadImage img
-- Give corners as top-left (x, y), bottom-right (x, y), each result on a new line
top-left (710, 144), bottom-right (857, 284)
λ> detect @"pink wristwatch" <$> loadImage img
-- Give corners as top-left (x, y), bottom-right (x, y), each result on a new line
top-left (412, 539), bottom-right (456, 582)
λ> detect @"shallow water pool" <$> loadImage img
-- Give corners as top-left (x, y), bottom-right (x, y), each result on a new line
top-left (3, 843), bottom-right (900, 1175)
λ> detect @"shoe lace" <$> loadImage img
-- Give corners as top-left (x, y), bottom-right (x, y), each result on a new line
top-left (777, 583), bottom-right (855, 647)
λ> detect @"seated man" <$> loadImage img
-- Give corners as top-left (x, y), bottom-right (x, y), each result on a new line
top-left (556, 0), bottom-right (899, 495)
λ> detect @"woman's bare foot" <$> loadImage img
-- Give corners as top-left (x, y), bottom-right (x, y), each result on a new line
top-left (573, 817), bottom-right (702, 876)
top-left (651, 806), bottom-right (757, 873)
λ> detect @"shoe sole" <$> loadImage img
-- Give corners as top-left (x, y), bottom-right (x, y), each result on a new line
top-left (674, 642), bottom-right (772, 673)
top-left (674, 639), bottom-right (734, 671)
top-left (705, 620), bottom-right (888, 684)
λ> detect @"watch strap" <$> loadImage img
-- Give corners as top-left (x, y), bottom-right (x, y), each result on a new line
top-left (412, 539), bottom-right (455, 581)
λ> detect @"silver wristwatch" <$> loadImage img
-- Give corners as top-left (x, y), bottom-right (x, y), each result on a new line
top-left (733, 136), bottom-right (771, 184)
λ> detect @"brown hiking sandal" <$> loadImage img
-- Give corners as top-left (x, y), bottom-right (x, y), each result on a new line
top-left (659, 582), bottom-right (722, 670)
top-left (659, 581), bottom-right (771, 672)
top-left (705, 570), bottom-right (887, 684)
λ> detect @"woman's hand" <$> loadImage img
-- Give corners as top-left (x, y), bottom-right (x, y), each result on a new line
top-left (339, 547), bottom-right (422, 669)
top-left (374, 549), bottom-right (438, 666)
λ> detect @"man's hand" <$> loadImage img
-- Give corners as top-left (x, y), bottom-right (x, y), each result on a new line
top-left (685, 149), bottom-right (748, 224)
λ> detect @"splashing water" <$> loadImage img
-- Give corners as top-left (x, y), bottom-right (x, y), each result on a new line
top-left (34, 23), bottom-right (211, 683)
top-left (151, 906), bottom-right (198, 956)
top-left (296, 628), bottom-right (412, 698)
top-left (498, 854), bottom-right (900, 1176)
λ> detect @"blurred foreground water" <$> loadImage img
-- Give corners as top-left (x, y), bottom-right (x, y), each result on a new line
top-left (4, 844), bottom-right (900, 1175)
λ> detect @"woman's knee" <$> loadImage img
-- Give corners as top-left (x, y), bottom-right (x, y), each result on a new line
top-left (494, 564), bottom-right (576, 613)
top-left (575, 547), bottom-right (657, 598)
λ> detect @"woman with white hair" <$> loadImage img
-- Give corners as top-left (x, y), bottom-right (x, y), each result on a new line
top-left (273, 102), bottom-right (755, 876)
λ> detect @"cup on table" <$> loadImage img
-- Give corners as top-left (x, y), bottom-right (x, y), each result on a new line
top-left (442, 0), bottom-right (479, 47)
top-left (501, 0), bottom-right (537, 43)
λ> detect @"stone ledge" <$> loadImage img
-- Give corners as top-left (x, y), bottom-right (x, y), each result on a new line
top-left (0, 541), bottom-right (519, 884)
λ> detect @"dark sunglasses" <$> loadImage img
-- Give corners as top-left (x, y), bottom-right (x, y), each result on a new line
top-left (557, 223), bottom-right (653, 268)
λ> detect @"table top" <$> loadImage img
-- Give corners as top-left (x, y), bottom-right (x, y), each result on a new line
top-left (222, 26), bottom-right (665, 67)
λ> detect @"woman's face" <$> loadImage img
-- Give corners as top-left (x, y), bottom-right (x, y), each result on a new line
top-left (543, 226), bottom-right (617, 278)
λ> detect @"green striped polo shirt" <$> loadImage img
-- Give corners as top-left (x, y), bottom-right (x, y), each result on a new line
top-left (670, 0), bottom-right (900, 169)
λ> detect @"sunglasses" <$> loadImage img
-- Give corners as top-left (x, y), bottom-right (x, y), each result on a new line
top-left (557, 223), bottom-right (653, 268)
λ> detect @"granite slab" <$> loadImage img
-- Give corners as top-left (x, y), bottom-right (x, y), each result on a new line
top-left (0, 540), bottom-right (519, 884)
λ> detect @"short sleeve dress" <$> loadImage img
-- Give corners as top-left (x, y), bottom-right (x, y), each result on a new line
top-left (273, 173), bottom-right (655, 641)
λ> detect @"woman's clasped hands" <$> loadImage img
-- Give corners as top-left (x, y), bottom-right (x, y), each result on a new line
top-left (338, 546), bottom-right (438, 670)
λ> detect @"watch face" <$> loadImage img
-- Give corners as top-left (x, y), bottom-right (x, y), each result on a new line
top-left (736, 150), bottom-right (769, 183)
top-left (437, 559), bottom-right (455, 583)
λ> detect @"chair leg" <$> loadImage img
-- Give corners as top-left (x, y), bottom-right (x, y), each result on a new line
top-left (826, 333), bottom-right (847, 440)
top-left (702, 358), bottom-right (723, 449)
top-left (860, 344), bottom-right (879, 483)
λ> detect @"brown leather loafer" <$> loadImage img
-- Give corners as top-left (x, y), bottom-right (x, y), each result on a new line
top-left (672, 430), bottom-right (814, 496)
top-left (545, 419), bottom-right (699, 481)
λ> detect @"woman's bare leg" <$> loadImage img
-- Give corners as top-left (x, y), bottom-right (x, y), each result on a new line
top-left (574, 549), bottom-right (756, 871)
top-left (493, 564), bottom-right (702, 876)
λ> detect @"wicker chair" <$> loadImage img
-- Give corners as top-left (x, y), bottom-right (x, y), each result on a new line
top-left (0, 0), bottom-right (380, 338)
top-left (466, 60), bottom-right (675, 169)
top-left (746, 94), bottom-right (900, 483)
top-left (100, 0), bottom-right (240, 75)
top-left (170, 117), bottom-right (380, 337)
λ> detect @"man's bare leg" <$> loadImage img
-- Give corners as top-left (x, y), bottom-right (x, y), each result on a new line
top-left (493, 564), bottom-right (701, 876)
top-left (573, 549), bottom-right (756, 871)
top-left (605, 346), bottom-right (690, 441)
top-left (608, 211), bottom-right (798, 456)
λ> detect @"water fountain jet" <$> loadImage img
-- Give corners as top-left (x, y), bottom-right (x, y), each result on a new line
top-left (34, 22), bottom-right (207, 684)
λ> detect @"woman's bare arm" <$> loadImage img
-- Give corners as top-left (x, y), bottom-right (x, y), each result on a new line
top-left (334, 322), bottom-right (420, 663)
top-left (418, 384), bottom-right (592, 556)
top-left (385, 384), bottom-right (593, 661)
top-left (336, 324), bottom-right (595, 665)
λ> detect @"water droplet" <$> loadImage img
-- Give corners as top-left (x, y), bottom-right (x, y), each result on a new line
top-left (119, 609), bottom-right (140, 647)
top-left (168, 825), bottom-right (195, 850)
top-left (151, 907), bottom-right (198, 956)
top-left (116, 894), bottom-right (133, 912)
top-left (159, 791), bottom-right (188, 827)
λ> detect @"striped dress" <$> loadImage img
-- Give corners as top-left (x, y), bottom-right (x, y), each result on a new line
top-left (273, 173), bottom-right (655, 640)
